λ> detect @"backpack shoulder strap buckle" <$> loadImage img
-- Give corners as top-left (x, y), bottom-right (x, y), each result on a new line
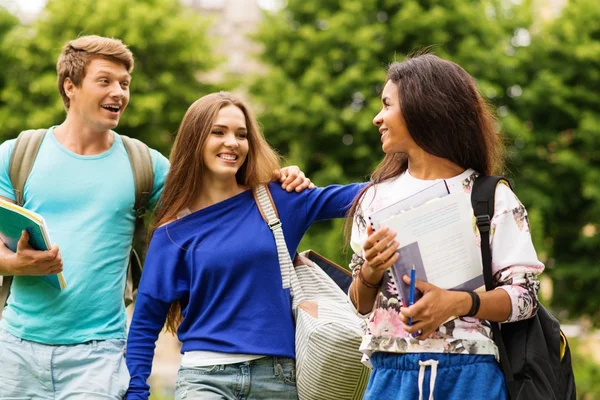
top-left (475, 214), bottom-right (491, 232)
top-left (268, 218), bottom-right (283, 231)
top-left (135, 205), bottom-right (147, 219)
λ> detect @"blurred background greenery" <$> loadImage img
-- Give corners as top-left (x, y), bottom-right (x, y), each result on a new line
top-left (1, 0), bottom-right (599, 398)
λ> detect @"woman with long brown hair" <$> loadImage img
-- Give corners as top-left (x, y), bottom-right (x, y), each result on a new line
top-left (125, 92), bottom-right (363, 400)
top-left (347, 54), bottom-right (544, 399)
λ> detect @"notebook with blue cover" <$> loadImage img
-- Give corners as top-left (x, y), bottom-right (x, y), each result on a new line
top-left (0, 198), bottom-right (66, 290)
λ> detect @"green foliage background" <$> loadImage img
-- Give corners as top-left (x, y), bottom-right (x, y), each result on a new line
top-left (0, 0), bottom-right (219, 155)
top-left (0, 0), bottom-right (599, 396)
top-left (0, 0), bottom-right (597, 326)
top-left (503, 0), bottom-right (600, 323)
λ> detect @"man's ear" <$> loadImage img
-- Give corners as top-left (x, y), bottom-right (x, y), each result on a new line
top-left (63, 77), bottom-right (74, 98)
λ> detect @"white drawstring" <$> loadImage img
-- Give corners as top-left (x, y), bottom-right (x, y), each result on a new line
top-left (418, 359), bottom-right (439, 400)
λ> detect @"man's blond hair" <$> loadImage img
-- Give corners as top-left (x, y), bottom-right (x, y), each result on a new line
top-left (56, 35), bottom-right (134, 110)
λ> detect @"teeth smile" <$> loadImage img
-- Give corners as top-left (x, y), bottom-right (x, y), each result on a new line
top-left (102, 105), bottom-right (120, 112)
top-left (218, 154), bottom-right (237, 160)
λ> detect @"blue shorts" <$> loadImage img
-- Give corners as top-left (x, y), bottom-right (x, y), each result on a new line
top-left (364, 352), bottom-right (508, 400)
top-left (175, 356), bottom-right (298, 400)
top-left (0, 328), bottom-right (129, 399)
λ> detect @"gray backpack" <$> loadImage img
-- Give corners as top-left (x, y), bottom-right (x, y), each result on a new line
top-left (0, 129), bottom-right (154, 317)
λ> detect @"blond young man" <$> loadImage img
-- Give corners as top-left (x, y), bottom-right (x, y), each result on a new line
top-left (0, 35), bottom-right (310, 399)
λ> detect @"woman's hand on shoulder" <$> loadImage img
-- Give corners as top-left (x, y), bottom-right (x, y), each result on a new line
top-left (398, 277), bottom-right (471, 340)
top-left (273, 166), bottom-right (315, 192)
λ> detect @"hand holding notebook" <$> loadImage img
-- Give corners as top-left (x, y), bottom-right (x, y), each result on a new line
top-left (365, 182), bottom-right (483, 309)
top-left (0, 198), bottom-right (66, 290)
top-left (381, 192), bottom-right (484, 308)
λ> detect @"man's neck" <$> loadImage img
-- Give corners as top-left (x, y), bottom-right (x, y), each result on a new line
top-left (53, 117), bottom-right (114, 156)
top-left (191, 177), bottom-right (247, 212)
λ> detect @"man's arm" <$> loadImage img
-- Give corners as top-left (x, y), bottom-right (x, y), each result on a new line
top-left (0, 196), bottom-right (63, 276)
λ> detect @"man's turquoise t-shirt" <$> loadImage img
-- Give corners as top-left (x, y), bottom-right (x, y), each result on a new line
top-left (0, 128), bottom-right (169, 344)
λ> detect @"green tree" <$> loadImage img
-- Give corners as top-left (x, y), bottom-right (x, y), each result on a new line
top-left (251, 0), bottom-right (530, 265)
top-left (0, 0), bottom-right (218, 155)
top-left (0, 6), bottom-right (18, 110)
top-left (570, 338), bottom-right (600, 399)
top-left (501, 0), bottom-right (600, 322)
top-left (0, 6), bottom-right (16, 34)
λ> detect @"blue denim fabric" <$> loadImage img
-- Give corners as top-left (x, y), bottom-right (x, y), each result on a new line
top-left (0, 328), bottom-right (129, 399)
top-left (175, 356), bottom-right (298, 400)
top-left (364, 352), bottom-right (508, 400)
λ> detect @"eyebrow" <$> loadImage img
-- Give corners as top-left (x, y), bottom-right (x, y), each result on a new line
top-left (212, 124), bottom-right (247, 131)
top-left (94, 70), bottom-right (131, 80)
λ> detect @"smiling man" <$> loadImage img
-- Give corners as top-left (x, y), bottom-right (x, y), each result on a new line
top-left (0, 35), bottom-right (167, 400)
top-left (0, 35), bottom-right (312, 399)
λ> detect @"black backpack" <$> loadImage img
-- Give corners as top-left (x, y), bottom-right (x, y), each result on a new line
top-left (472, 175), bottom-right (576, 400)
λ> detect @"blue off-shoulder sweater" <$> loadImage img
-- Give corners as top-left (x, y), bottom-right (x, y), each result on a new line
top-left (125, 182), bottom-right (364, 399)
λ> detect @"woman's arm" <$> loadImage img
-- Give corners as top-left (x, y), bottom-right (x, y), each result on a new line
top-left (301, 183), bottom-right (367, 223)
top-left (125, 229), bottom-right (189, 399)
top-left (348, 226), bottom-right (399, 314)
top-left (485, 184), bottom-right (545, 322)
top-left (348, 263), bottom-right (380, 316)
top-left (125, 293), bottom-right (171, 400)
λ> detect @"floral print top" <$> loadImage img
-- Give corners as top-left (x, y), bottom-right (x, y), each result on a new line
top-left (350, 169), bottom-right (544, 362)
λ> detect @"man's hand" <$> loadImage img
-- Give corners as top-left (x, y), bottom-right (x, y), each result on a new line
top-left (273, 166), bottom-right (315, 192)
top-left (1, 231), bottom-right (63, 276)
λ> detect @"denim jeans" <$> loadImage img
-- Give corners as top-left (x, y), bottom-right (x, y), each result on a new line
top-left (175, 356), bottom-right (298, 400)
top-left (0, 328), bottom-right (130, 399)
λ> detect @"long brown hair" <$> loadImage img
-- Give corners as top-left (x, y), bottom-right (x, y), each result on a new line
top-left (345, 54), bottom-right (505, 239)
top-left (152, 92), bottom-right (281, 333)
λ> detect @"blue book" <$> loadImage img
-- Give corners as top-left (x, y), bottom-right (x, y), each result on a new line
top-left (0, 198), bottom-right (66, 290)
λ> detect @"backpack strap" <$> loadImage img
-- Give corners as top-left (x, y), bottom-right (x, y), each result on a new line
top-left (120, 135), bottom-right (154, 306)
top-left (121, 135), bottom-right (154, 218)
top-left (8, 131), bottom-right (154, 215)
top-left (253, 184), bottom-right (293, 290)
top-left (8, 129), bottom-right (48, 206)
top-left (252, 184), bottom-right (306, 305)
top-left (471, 175), bottom-right (515, 384)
